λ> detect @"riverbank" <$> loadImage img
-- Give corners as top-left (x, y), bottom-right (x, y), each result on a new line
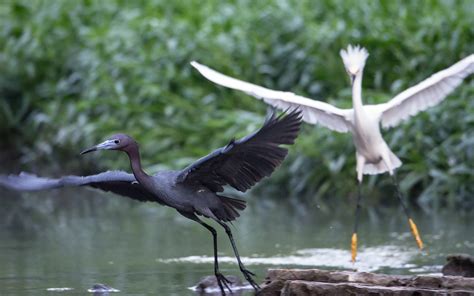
top-left (259, 268), bottom-right (474, 295)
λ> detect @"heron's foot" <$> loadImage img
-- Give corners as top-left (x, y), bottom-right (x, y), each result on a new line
top-left (240, 267), bottom-right (260, 290)
top-left (215, 272), bottom-right (233, 295)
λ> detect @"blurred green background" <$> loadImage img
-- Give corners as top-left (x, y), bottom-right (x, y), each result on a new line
top-left (1, 0), bottom-right (473, 210)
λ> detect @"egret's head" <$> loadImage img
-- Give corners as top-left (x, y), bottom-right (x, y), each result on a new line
top-left (80, 133), bottom-right (136, 155)
top-left (340, 45), bottom-right (369, 81)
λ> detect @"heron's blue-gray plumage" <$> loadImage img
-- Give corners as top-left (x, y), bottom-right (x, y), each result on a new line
top-left (0, 109), bottom-right (303, 294)
top-left (0, 110), bottom-right (302, 222)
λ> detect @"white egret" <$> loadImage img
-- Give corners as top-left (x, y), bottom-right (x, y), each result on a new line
top-left (191, 46), bottom-right (474, 262)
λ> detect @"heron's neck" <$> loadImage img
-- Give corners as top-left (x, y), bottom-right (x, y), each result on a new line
top-left (125, 144), bottom-right (151, 185)
top-left (352, 72), bottom-right (364, 112)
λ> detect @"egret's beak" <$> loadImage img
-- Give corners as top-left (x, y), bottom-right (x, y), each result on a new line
top-left (80, 140), bottom-right (115, 155)
top-left (350, 74), bottom-right (356, 84)
top-left (348, 67), bottom-right (358, 84)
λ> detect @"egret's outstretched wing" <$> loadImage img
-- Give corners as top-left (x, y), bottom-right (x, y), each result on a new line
top-left (176, 110), bottom-right (302, 193)
top-left (191, 61), bottom-right (352, 133)
top-left (379, 54), bottom-right (474, 128)
top-left (0, 170), bottom-right (158, 202)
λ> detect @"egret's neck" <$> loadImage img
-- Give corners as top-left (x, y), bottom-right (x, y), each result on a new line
top-left (125, 144), bottom-right (151, 185)
top-left (351, 72), bottom-right (364, 111)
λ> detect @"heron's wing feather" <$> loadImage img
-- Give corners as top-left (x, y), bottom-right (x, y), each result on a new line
top-left (191, 61), bottom-right (352, 133)
top-left (0, 170), bottom-right (158, 202)
top-left (378, 54), bottom-right (474, 128)
top-left (176, 110), bottom-right (302, 193)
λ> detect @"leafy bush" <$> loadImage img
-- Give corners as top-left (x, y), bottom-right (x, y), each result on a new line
top-left (0, 0), bottom-right (472, 210)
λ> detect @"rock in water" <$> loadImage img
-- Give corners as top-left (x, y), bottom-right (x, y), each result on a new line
top-left (260, 268), bottom-right (474, 295)
top-left (87, 283), bottom-right (120, 295)
top-left (442, 254), bottom-right (474, 277)
top-left (195, 275), bottom-right (243, 294)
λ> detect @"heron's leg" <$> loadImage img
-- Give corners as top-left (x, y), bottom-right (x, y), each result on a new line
top-left (352, 154), bottom-right (365, 263)
top-left (217, 221), bottom-right (260, 291)
top-left (178, 211), bottom-right (232, 295)
top-left (390, 172), bottom-right (424, 250)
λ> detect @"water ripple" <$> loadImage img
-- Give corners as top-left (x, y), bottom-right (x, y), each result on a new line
top-left (46, 287), bottom-right (74, 292)
top-left (159, 245), bottom-right (418, 272)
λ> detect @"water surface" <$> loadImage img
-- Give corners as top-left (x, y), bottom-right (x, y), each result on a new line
top-left (1, 189), bottom-right (473, 295)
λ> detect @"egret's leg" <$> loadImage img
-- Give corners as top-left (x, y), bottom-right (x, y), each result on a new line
top-left (217, 221), bottom-right (260, 291)
top-left (352, 154), bottom-right (365, 263)
top-left (179, 211), bottom-right (232, 295)
top-left (380, 157), bottom-right (424, 250)
top-left (352, 180), bottom-right (363, 263)
top-left (390, 172), bottom-right (424, 250)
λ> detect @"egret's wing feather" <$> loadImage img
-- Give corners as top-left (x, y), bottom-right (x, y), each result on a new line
top-left (0, 170), bottom-right (158, 202)
top-left (191, 61), bottom-right (352, 133)
top-left (379, 54), bottom-right (474, 128)
top-left (176, 110), bottom-right (302, 193)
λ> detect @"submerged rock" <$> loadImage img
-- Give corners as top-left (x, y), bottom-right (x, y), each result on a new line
top-left (442, 254), bottom-right (474, 277)
top-left (259, 268), bottom-right (474, 295)
top-left (87, 283), bottom-right (120, 295)
top-left (193, 275), bottom-right (249, 295)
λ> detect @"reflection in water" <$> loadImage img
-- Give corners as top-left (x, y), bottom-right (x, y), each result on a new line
top-left (0, 188), bottom-right (473, 295)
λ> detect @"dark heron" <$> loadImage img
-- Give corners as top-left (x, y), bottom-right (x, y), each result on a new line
top-left (0, 110), bottom-right (302, 295)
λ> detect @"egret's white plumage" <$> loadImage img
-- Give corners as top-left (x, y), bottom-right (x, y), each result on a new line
top-left (191, 47), bottom-right (474, 181)
top-left (340, 44), bottom-right (369, 75)
top-left (192, 45), bottom-right (473, 262)
top-left (192, 46), bottom-right (474, 262)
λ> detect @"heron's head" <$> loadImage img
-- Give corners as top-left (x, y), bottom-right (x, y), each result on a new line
top-left (340, 45), bottom-right (369, 82)
top-left (80, 133), bottom-right (136, 155)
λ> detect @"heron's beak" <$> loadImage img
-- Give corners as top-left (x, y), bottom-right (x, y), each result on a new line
top-left (80, 140), bottom-right (115, 155)
top-left (80, 146), bottom-right (97, 155)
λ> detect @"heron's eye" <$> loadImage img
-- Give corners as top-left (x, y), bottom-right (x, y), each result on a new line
top-left (114, 140), bottom-right (120, 144)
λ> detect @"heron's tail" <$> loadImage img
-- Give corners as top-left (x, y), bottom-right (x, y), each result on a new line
top-left (363, 150), bottom-right (402, 175)
top-left (215, 195), bottom-right (247, 222)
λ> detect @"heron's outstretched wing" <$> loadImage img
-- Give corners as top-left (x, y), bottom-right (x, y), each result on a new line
top-left (378, 54), bottom-right (474, 129)
top-left (191, 61), bottom-right (352, 133)
top-left (176, 110), bottom-right (302, 192)
top-left (0, 170), bottom-right (158, 202)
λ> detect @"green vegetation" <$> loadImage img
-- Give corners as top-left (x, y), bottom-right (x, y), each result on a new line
top-left (1, 0), bottom-right (473, 210)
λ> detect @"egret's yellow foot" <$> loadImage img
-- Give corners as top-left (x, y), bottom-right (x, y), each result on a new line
top-left (351, 233), bottom-right (357, 263)
top-left (408, 218), bottom-right (424, 250)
